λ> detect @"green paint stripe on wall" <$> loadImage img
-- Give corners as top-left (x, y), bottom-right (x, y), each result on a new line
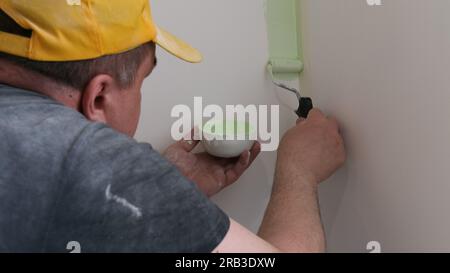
top-left (266, 0), bottom-right (303, 81)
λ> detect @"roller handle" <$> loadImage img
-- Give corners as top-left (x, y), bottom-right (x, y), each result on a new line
top-left (295, 97), bottom-right (313, 118)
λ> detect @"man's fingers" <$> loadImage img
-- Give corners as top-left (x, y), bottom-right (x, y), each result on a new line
top-left (328, 116), bottom-right (340, 132)
top-left (307, 108), bottom-right (325, 121)
top-left (307, 108), bottom-right (341, 132)
top-left (178, 128), bottom-right (200, 152)
top-left (248, 142), bottom-right (261, 165)
top-left (225, 142), bottom-right (261, 183)
top-left (296, 117), bottom-right (306, 124)
top-left (225, 152), bottom-right (249, 183)
top-left (308, 108), bottom-right (324, 117)
top-left (239, 150), bottom-right (251, 168)
top-left (179, 139), bottom-right (200, 152)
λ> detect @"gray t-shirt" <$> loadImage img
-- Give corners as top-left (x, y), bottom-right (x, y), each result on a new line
top-left (0, 84), bottom-right (229, 253)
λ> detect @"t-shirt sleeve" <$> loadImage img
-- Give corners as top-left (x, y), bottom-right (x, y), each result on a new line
top-left (45, 123), bottom-right (230, 253)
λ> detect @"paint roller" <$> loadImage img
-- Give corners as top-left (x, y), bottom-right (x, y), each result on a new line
top-left (268, 58), bottom-right (304, 73)
top-left (267, 58), bottom-right (313, 118)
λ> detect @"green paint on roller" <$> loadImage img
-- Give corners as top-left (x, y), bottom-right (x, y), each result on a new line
top-left (265, 0), bottom-right (313, 118)
top-left (268, 58), bottom-right (304, 74)
top-left (265, 0), bottom-right (303, 81)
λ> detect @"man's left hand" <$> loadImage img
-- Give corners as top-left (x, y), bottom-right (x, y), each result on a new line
top-left (163, 136), bottom-right (261, 197)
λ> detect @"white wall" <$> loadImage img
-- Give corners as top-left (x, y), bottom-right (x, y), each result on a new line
top-left (300, 0), bottom-right (450, 252)
top-left (137, 0), bottom-right (450, 253)
top-left (135, 0), bottom-right (297, 232)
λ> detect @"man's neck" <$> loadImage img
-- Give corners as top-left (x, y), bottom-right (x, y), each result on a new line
top-left (0, 59), bottom-right (82, 110)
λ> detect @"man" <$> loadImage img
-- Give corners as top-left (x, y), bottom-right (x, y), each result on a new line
top-left (0, 1), bottom-right (345, 252)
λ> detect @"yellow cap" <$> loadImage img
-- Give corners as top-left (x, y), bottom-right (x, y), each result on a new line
top-left (0, 0), bottom-right (202, 63)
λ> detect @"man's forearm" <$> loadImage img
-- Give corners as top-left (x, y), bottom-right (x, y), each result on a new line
top-left (257, 161), bottom-right (326, 253)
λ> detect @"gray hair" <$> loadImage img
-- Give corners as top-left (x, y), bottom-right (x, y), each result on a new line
top-left (0, 42), bottom-right (154, 91)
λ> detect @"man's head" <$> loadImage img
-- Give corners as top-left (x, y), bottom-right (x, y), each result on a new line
top-left (0, 42), bottom-right (157, 137)
top-left (0, 0), bottom-right (201, 136)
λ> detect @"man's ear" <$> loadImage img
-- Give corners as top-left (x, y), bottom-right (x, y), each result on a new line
top-left (81, 74), bottom-right (116, 123)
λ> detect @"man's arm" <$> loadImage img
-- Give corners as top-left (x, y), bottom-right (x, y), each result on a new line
top-left (214, 109), bottom-right (346, 252)
top-left (257, 162), bottom-right (325, 252)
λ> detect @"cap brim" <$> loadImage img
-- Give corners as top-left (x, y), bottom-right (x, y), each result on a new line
top-left (154, 26), bottom-right (203, 63)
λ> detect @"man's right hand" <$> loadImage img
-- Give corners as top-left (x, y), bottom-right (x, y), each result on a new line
top-left (277, 108), bottom-right (346, 186)
top-left (213, 109), bottom-right (346, 253)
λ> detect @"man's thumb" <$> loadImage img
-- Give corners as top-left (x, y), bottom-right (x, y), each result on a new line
top-left (296, 117), bottom-right (306, 124)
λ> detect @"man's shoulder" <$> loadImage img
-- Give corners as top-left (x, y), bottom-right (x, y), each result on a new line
top-left (0, 84), bottom-right (160, 172)
top-left (0, 83), bottom-right (176, 201)
top-left (0, 83), bottom-right (88, 126)
top-left (0, 84), bottom-right (97, 150)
